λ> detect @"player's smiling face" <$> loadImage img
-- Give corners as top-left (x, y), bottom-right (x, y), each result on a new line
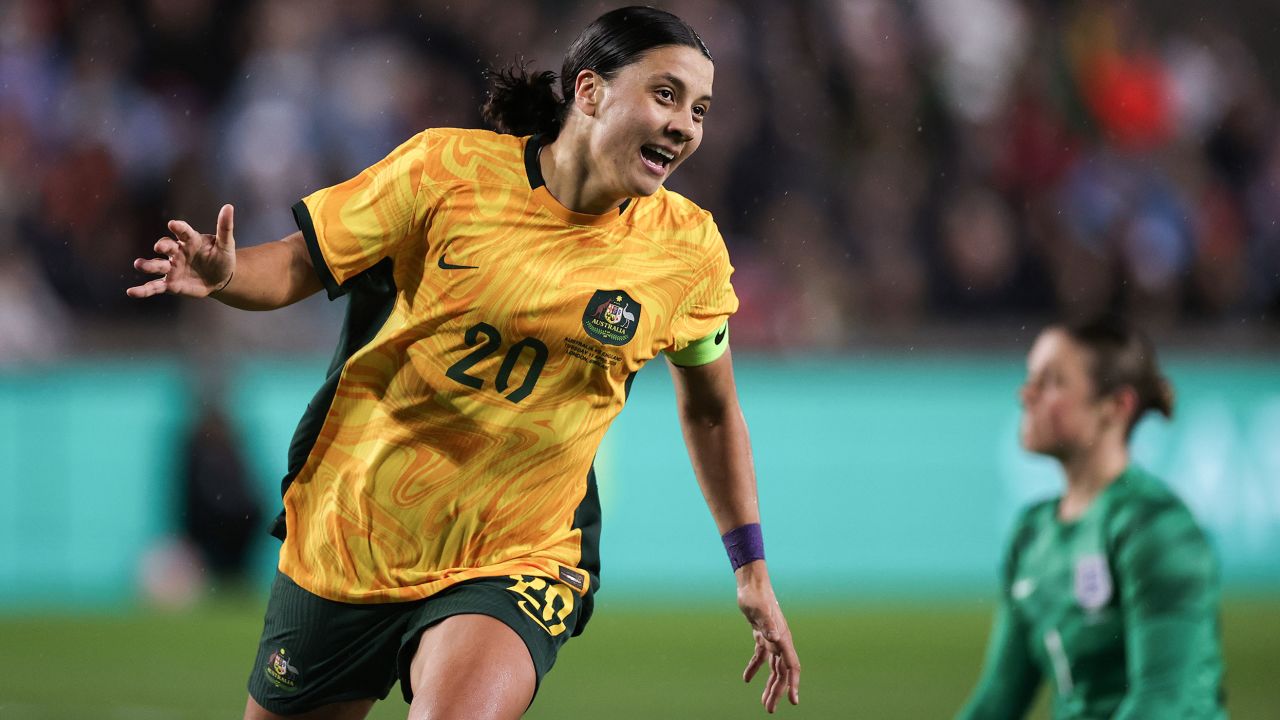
top-left (588, 45), bottom-right (712, 198)
top-left (1019, 329), bottom-right (1110, 458)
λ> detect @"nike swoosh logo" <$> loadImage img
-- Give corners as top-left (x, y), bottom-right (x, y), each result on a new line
top-left (438, 255), bottom-right (478, 270)
top-left (714, 326), bottom-right (727, 344)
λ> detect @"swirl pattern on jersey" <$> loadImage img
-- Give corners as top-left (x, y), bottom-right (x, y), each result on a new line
top-left (280, 129), bottom-right (737, 603)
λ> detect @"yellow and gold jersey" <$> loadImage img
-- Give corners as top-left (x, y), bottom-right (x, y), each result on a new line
top-left (276, 128), bottom-right (737, 604)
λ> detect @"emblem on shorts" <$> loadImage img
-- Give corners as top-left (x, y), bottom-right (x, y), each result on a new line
top-left (264, 647), bottom-right (301, 691)
top-left (1073, 554), bottom-right (1113, 611)
top-left (583, 290), bottom-right (641, 346)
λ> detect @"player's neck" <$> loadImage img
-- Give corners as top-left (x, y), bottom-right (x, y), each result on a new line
top-left (1057, 441), bottom-right (1129, 522)
top-left (540, 133), bottom-right (626, 216)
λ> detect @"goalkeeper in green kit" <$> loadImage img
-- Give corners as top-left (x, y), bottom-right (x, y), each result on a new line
top-left (958, 318), bottom-right (1226, 720)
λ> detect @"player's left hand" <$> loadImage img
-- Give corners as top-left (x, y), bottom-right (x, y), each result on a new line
top-left (737, 562), bottom-right (801, 713)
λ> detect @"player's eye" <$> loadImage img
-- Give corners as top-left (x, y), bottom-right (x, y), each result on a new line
top-left (656, 88), bottom-right (675, 102)
top-left (693, 104), bottom-right (707, 119)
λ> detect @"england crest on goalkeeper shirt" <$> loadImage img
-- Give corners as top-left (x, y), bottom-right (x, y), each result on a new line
top-left (1074, 554), bottom-right (1113, 611)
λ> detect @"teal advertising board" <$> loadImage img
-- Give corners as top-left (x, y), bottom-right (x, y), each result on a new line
top-left (2, 356), bottom-right (1277, 607)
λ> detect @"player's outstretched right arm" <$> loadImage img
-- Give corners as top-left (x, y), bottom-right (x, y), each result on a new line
top-left (127, 204), bottom-right (322, 310)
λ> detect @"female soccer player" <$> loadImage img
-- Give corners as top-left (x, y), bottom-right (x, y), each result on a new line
top-left (128, 7), bottom-right (800, 719)
top-left (957, 318), bottom-right (1225, 719)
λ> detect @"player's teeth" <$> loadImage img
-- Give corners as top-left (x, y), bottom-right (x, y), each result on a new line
top-left (646, 146), bottom-right (673, 161)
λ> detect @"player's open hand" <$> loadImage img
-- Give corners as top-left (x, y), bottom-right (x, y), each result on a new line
top-left (738, 563), bottom-right (801, 713)
top-left (127, 204), bottom-right (236, 299)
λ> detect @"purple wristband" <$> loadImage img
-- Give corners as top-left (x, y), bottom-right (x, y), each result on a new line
top-left (722, 523), bottom-right (765, 571)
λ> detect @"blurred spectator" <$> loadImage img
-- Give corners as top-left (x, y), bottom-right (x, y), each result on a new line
top-left (928, 180), bottom-right (1054, 318)
top-left (0, 241), bottom-right (72, 365)
top-left (734, 192), bottom-right (860, 348)
top-left (0, 93), bottom-right (72, 363)
top-left (181, 402), bottom-right (263, 585)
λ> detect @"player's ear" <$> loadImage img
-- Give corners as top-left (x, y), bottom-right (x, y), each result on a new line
top-left (1106, 386), bottom-right (1139, 430)
top-left (573, 69), bottom-right (603, 117)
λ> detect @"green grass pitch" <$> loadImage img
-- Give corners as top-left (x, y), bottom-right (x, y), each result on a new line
top-left (1, 597), bottom-right (1275, 719)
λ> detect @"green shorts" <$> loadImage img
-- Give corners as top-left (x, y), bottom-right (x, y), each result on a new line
top-left (247, 571), bottom-right (593, 715)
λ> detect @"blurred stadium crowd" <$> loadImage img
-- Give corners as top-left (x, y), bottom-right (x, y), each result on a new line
top-left (2, 0), bottom-right (1279, 363)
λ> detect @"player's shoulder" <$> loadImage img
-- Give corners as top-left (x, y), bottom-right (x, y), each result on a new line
top-left (411, 128), bottom-right (525, 182)
top-left (1007, 498), bottom-right (1057, 548)
top-left (1107, 466), bottom-right (1205, 545)
top-left (627, 186), bottom-right (719, 249)
top-left (1001, 498), bottom-right (1056, 576)
top-left (1019, 497), bottom-right (1058, 528)
top-left (416, 127), bottom-right (521, 150)
top-left (1111, 466), bottom-right (1191, 519)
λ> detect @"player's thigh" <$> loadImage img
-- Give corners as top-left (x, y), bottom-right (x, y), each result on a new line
top-left (406, 614), bottom-right (535, 720)
top-left (398, 574), bottom-right (590, 719)
top-left (247, 572), bottom-right (408, 716)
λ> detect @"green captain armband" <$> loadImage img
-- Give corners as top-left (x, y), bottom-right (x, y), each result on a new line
top-left (665, 322), bottom-right (729, 367)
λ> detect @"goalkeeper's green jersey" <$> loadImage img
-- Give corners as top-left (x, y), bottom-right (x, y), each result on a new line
top-left (958, 465), bottom-right (1226, 719)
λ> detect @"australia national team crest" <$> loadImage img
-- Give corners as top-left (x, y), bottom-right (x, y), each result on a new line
top-left (1073, 554), bottom-right (1113, 611)
top-left (582, 289), bottom-right (642, 346)
top-left (264, 647), bottom-right (301, 692)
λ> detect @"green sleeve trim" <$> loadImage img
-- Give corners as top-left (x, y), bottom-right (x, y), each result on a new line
top-left (665, 323), bottom-right (729, 367)
top-left (291, 200), bottom-right (344, 300)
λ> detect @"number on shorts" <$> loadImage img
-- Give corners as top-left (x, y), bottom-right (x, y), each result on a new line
top-left (506, 575), bottom-right (575, 637)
